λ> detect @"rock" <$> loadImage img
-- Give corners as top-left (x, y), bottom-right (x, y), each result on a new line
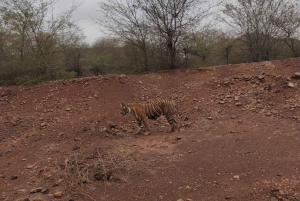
top-left (257, 75), bottom-right (265, 82)
top-left (175, 137), bottom-right (181, 140)
top-left (183, 116), bottom-right (189, 121)
top-left (107, 121), bottom-right (117, 129)
top-left (52, 179), bottom-right (63, 187)
top-left (207, 116), bottom-right (214, 120)
top-left (54, 191), bottom-right (63, 198)
top-left (235, 102), bottom-right (242, 107)
top-left (292, 72), bottom-right (300, 79)
top-left (225, 196), bottom-right (231, 200)
top-left (11, 175), bottom-right (18, 180)
top-left (288, 82), bottom-right (295, 88)
top-left (2, 192), bottom-right (7, 200)
top-left (177, 199), bottom-right (184, 201)
top-left (73, 145), bottom-right (80, 150)
top-left (65, 108), bottom-right (71, 111)
top-left (233, 175), bottom-right (240, 179)
top-left (29, 187), bottom-right (43, 194)
top-left (41, 188), bottom-right (50, 194)
top-left (23, 198), bottom-right (30, 201)
top-left (25, 164), bottom-right (34, 169)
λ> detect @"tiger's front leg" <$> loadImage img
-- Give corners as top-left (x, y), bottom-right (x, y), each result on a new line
top-left (135, 119), bottom-right (142, 135)
top-left (141, 117), bottom-right (150, 135)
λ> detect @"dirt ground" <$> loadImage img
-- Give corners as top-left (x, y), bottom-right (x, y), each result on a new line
top-left (1, 58), bottom-right (300, 201)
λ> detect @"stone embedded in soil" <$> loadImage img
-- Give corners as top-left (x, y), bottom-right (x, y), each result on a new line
top-left (288, 82), bottom-right (295, 88)
top-left (29, 187), bottom-right (43, 194)
top-left (235, 102), bottom-right (242, 106)
top-left (175, 137), bottom-right (181, 140)
top-left (52, 179), bottom-right (63, 187)
top-left (11, 175), bottom-right (18, 180)
top-left (2, 192), bottom-right (7, 199)
top-left (292, 72), bottom-right (300, 79)
top-left (233, 175), bottom-right (240, 180)
top-left (73, 145), bottom-right (80, 150)
top-left (54, 191), bottom-right (63, 198)
top-left (25, 164), bottom-right (34, 169)
top-left (41, 188), bottom-right (50, 194)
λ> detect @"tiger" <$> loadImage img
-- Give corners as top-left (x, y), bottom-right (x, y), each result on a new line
top-left (120, 99), bottom-right (178, 135)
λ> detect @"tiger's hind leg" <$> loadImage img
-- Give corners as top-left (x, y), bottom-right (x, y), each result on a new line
top-left (167, 115), bottom-right (177, 132)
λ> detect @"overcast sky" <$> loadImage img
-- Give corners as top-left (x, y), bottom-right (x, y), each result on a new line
top-left (53, 0), bottom-right (227, 46)
top-left (54, 0), bottom-right (103, 45)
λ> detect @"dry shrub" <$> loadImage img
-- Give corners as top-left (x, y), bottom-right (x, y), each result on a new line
top-left (55, 143), bottom-right (146, 193)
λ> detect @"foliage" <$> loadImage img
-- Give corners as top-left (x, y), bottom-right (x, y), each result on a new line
top-left (1, 0), bottom-right (300, 86)
top-left (0, 0), bottom-right (84, 85)
top-left (82, 52), bottom-right (112, 76)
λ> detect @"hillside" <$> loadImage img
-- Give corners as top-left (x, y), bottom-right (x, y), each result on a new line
top-left (1, 58), bottom-right (300, 201)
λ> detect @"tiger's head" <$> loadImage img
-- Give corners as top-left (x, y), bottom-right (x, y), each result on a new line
top-left (120, 103), bottom-right (131, 116)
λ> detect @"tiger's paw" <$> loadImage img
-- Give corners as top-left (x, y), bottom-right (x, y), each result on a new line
top-left (143, 131), bottom-right (150, 136)
top-left (134, 131), bottom-right (142, 135)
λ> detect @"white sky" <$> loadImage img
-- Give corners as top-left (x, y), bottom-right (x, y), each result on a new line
top-left (54, 0), bottom-right (103, 45)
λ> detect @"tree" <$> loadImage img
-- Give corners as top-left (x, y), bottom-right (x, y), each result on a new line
top-left (82, 53), bottom-right (112, 76)
top-left (98, 0), bottom-right (150, 71)
top-left (98, 0), bottom-right (218, 70)
top-left (0, 0), bottom-right (84, 85)
top-left (274, 1), bottom-right (300, 57)
top-left (140, 0), bottom-right (215, 69)
top-left (222, 0), bottom-right (300, 62)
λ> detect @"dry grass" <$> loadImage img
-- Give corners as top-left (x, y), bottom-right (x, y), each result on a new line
top-left (54, 140), bottom-right (150, 193)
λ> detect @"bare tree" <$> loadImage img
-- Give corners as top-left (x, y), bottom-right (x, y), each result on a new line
top-left (140, 0), bottom-right (214, 69)
top-left (98, 0), bottom-right (150, 71)
top-left (274, 1), bottom-right (300, 57)
top-left (222, 0), bottom-right (300, 62)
